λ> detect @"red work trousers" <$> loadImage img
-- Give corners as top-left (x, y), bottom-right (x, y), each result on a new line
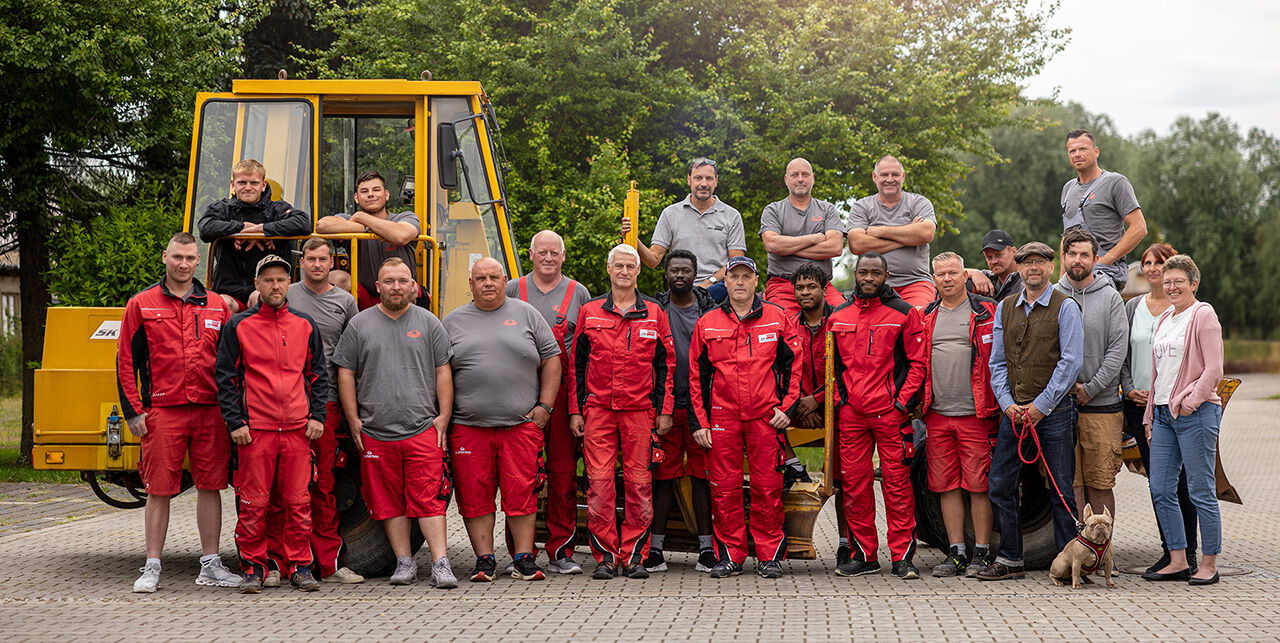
top-left (583, 408), bottom-right (654, 565)
top-left (235, 428), bottom-right (313, 576)
top-left (707, 417), bottom-right (787, 564)
top-left (839, 407), bottom-right (917, 563)
top-left (266, 402), bottom-right (344, 577)
top-left (542, 383), bottom-right (580, 560)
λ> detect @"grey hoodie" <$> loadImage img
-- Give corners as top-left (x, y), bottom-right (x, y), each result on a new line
top-left (1054, 274), bottom-right (1129, 409)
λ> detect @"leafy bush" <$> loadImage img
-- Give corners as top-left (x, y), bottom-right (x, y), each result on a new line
top-left (47, 184), bottom-right (183, 307)
top-left (0, 320), bottom-right (20, 397)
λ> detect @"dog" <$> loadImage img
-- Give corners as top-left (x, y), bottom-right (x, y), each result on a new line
top-left (1049, 503), bottom-right (1116, 589)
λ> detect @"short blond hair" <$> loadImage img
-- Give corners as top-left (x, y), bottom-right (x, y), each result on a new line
top-left (232, 159), bottom-right (266, 179)
top-left (1162, 254), bottom-right (1200, 285)
top-left (932, 251), bottom-right (964, 271)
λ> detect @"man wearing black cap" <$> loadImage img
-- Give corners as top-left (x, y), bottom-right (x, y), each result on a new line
top-left (217, 254), bottom-right (329, 594)
top-left (976, 241), bottom-right (1084, 582)
top-left (965, 230), bottom-right (1023, 302)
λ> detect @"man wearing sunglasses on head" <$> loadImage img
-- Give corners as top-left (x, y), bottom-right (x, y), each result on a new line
top-left (1060, 129), bottom-right (1147, 290)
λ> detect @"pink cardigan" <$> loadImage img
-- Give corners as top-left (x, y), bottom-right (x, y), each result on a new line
top-left (1143, 301), bottom-right (1224, 425)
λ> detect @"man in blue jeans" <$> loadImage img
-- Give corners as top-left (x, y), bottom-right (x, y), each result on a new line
top-left (977, 241), bottom-right (1084, 581)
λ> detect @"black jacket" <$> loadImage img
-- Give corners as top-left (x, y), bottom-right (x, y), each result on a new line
top-left (198, 184), bottom-right (311, 303)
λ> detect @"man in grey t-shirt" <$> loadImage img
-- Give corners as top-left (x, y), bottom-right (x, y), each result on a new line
top-left (847, 155), bottom-right (938, 308)
top-left (331, 257), bottom-right (456, 589)
top-left (621, 157), bottom-right (746, 302)
top-left (274, 238), bottom-right (362, 583)
top-left (446, 258), bottom-right (561, 582)
top-left (759, 158), bottom-right (847, 314)
top-left (316, 170), bottom-right (427, 309)
top-left (1060, 129), bottom-right (1147, 290)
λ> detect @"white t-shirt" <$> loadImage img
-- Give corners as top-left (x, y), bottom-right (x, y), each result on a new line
top-left (1151, 304), bottom-right (1199, 406)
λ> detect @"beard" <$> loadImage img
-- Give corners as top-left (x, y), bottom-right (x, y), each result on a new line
top-left (381, 292), bottom-right (410, 311)
top-left (668, 281), bottom-right (693, 296)
top-left (855, 283), bottom-right (885, 299)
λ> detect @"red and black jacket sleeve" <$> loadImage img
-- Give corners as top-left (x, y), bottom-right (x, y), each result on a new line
top-left (892, 304), bottom-right (929, 414)
top-left (774, 312), bottom-right (804, 416)
top-left (648, 301), bottom-right (676, 416)
top-left (116, 295), bottom-right (150, 420)
top-left (566, 306), bottom-right (591, 416)
top-left (688, 315), bottom-right (712, 432)
top-left (215, 312), bottom-right (249, 431)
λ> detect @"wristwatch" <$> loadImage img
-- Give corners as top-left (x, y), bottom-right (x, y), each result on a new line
top-left (536, 402), bottom-right (554, 414)
top-left (708, 276), bottom-right (719, 284)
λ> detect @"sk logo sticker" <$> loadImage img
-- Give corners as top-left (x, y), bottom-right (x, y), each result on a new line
top-left (407, 329), bottom-right (422, 338)
top-left (758, 332), bottom-right (777, 343)
top-left (503, 319), bottom-right (517, 326)
top-left (639, 328), bottom-right (658, 339)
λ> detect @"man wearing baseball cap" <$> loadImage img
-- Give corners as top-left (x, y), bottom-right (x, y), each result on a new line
top-left (689, 255), bottom-right (803, 579)
top-left (965, 230), bottom-right (1023, 302)
top-left (216, 254), bottom-right (329, 593)
top-left (976, 241), bottom-right (1084, 581)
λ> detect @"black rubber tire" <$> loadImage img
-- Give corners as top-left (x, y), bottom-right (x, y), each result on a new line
top-left (333, 438), bottom-right (424, 578)
top-left (911, 435), bottom-right (1059, 570)
top-left (85, 472), bottom-right (146, 509)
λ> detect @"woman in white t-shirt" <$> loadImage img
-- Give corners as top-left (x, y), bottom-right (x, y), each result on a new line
top-left (1120, 243), bottom-right (1197, 574)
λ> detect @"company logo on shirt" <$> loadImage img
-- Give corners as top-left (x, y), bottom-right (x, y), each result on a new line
top-left (204, 319), bottom-right (221, 330)
top-left (810, 215), bottom-right (823, 222)
top-left (407, 329), bottom-right (422, 338)
top-left (1089, 193), bottom-right (1097, 200)
top-left (758, 332), bottom-right (777, 343)
top-left (503, 319), bottom-right (517, 326)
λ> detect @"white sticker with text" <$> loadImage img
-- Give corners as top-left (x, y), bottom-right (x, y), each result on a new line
top-left (639, 328), bottom-right (658, 339)
top-left (90, 320), bottom-right (121, 340)
top-left (758, 332), bottom-right (777, 343)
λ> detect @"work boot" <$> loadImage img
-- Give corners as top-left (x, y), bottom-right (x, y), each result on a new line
top-left (932, 547), bottom-right (969, 577)
top-left (967, 547), bottom-right (994, 578)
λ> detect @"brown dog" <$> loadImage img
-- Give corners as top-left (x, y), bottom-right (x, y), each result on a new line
top-left (1049, 503), bottom-right (1116, 589)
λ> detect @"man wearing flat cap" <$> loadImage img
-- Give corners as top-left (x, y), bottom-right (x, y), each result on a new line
top-left (975, 241), bottom-right (1084, 582)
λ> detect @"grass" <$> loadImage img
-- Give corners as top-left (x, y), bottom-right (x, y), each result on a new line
top-left (0, 396), bottom-right (18, 446)
top-left (0, 397), bottom-right (81, 483)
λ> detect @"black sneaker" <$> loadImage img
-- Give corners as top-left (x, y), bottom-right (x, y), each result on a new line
top-left (892, 559), bottom-right (920, 580)
top-left (835, 559), bottom-right (881, 577)
top-left (783, 464), bottom-right (812, 489)
top-left (624, 563), bottom-right (649, 579)
top-left (695, 550), bottom-right (717, 573)
top-left (836, 545), bottom-right (852, 567)
top-left (709, 560), bottom-right (743, 579)
top-left (289, 567), bottom-right (320, 592)
top-left (757, 560), bottom-right (783, 579)
top-left (967, 548), bottom-right (994, 578)
top-left (592, 562), bottom-right (618, 580)
top-left (932, 548), bottom-right (969, 577)
top-left (470, 555), bottom-right (497, 582)
top-left (239, 572), bottom-right (264, 594)
top-left (511, 555), bottom-right (545, 581)
top-left (643, 549), bottom-right (667, 572)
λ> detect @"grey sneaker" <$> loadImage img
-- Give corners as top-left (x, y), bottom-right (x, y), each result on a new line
top-left (547, 557), bottom-right (583, 575)
top-left (132, 562), bottom-right (161, 593)
top-left (932, 548), bottom-right (969, 578)
top-left (262, 569), bottom-right (281, 588)
top-left (389, 557), bottom-right (418, 586)
top-left (430, 557), bottom-right (458, 589)
top-left (196, 557), bottom-right (242, 588)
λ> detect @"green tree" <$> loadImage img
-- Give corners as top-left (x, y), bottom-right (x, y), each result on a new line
top-left (0, 0), bottom-right (247, 460)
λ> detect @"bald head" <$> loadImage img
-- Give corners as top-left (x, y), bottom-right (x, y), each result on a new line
top-left (469, 257), bottom-right (508, 310)
top-left (785, 157), bottom-right (814, 200)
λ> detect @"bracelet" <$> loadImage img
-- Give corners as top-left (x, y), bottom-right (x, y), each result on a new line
top-left (536, 402), bottom-right (554, 414)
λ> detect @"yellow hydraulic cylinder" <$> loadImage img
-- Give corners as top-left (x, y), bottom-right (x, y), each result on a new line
top-left (623, 180), bottom-right (639, 248)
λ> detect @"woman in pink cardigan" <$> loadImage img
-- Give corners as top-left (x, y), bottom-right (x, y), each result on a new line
top-left (1141, 255), bottom-right (1224, 586)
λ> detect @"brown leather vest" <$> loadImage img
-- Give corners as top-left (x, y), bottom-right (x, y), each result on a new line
top-left (1001, 289), bottom-right (1067, 405)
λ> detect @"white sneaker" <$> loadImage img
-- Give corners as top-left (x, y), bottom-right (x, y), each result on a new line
top-left (430, 557), bottom-right (458, 589)
top-left (133, 562), bottom-right (161, 593)
top-left (547, 557), bottom-right (583, 575)
top-left (389, 558), bottom-right (418, 586)
top-left (323, 567), bottom-right (366, 584)
top-left (195, 557), bottom-right (242, 588)
top-left (262, 569), bottom-right (282, 588)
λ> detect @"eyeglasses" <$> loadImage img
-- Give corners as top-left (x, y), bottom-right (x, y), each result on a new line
top-left (1163, 278), bottom-right (1191, 287)
top-left (1019, 257), bottom-right (1051, 265)
top-left (689, 157), bottom-right (717, 172)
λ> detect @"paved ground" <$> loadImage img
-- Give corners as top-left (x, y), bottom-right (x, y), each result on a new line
top-left (1, 374), bottom-right (1278, 642)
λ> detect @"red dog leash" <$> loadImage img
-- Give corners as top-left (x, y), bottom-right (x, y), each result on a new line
top-left (1012, 409), bottom-right (1083, 533)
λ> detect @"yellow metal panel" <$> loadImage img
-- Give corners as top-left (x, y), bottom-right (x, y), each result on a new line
top-left (34, 370), bottom-right (127, 445)
top-left (41, 307), bottom-right (125, 370)
top-left (232, 79), bottom-right (483, 97)
top-left (34, 445), bottom-right (140, 471)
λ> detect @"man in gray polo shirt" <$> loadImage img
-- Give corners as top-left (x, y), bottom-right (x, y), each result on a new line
top-left (1060, 129), bottom-right (1148, 290)
top-left (317, 170), bottom-right (426, 309)
top-left (847, 155), bottom-right (938, 307)
top-left (622, 157), bottom-right (746, 302)
top-left (759, 157), bottom-right (847, 313)
top-left (445, 258), bottom-right (561, 583)
top-left (332, 257), bottom-right (456, 589)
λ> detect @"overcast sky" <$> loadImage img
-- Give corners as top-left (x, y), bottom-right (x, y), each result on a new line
top-left (1022, 0), bottom-right (1280, 137)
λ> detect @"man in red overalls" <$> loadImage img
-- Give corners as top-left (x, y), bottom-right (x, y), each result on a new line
top-left (689, 256), bottom-right (803, 579)
top-left (507, 229), bottom-right (592, 574)
top-left (566, 243), bottom-right (675, 580)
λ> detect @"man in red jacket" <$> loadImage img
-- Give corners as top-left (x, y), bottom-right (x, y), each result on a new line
top-left (920, 252), bottom-right (1000, 577)
top-left (567, 244), bottom-right (675, 581)
top-left (829, 252), bottom-right (928, 580)
top-left (216, 255), bottom-right (328, 594)
top-left (689, 256), bottom-right (803, 579)
top-left (119, 232), bottom-right (241, 594)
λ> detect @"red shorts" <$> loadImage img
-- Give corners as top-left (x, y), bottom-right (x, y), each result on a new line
top-left (139, 404), bottom-right (230, 496)
top-left (359, 428), bottom-right (448, 520)
top-left (925, 411), bottom-right (997, 493)
top-left (450, 421), bottom-right (543, 518)
top-left (653, 408), bottom-right (709, 480)
top-left (894, 280), bottom-right (938, 309)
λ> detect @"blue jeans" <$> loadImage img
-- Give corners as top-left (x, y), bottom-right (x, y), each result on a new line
top-left (1150, 403), bottom-right (1223, 555)
top-left (988, 401), bottom-right (1078, 565)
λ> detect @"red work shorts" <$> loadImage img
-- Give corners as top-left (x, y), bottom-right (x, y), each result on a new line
top-left (450, 421), bottom-right (544, 518)
top-left (925, 411), bottom-right (997, 493)
top-left (653, 408), bottom-right (709, 480)
top-left (764, 277), bottom-right (847, 315)
top-left (139, 404), bottom-right (230, 496)
top-left (359, 427), bottom-right (448, 520)
top-left (893, 280), bottom-right (938, 308)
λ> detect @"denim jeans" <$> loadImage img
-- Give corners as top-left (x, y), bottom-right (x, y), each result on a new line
top-left (1125, 399), bottom-right (1197, 557)
top-left (1150, 403), bottom-right (1223, 555)
top-left (988, 401), bottom-right (1077, 565)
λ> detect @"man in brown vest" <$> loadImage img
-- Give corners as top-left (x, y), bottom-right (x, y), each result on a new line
top-left (974, 241), bottom-right (1084, 581)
